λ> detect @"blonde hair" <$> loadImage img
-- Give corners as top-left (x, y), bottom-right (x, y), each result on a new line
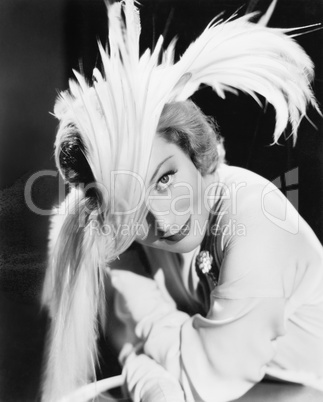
top-left (157, 101), bottom-right (225, 176)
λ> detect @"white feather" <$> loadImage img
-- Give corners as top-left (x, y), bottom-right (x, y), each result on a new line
top-left (258, 0), bottom-right (278, 26)
top-left (166, 14), bottom-right (318, 142)
top-left (42, 189), bottom-right (107, 401)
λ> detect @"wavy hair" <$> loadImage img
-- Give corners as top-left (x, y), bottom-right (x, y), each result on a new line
top-left (157, 101), bottom-right (225, 176)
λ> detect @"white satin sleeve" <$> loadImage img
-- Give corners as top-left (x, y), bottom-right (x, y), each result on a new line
top-left (137, 293), bottom-right (286, 401)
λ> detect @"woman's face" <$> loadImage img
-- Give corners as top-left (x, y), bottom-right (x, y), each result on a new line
top-left (135, 135), bottom-right (214, 253)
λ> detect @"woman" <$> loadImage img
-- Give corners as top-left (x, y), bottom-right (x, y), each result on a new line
top-left (41, 1), bottom-right (322, 401)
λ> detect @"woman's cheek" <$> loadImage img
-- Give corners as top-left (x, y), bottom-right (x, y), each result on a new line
top-left (170, 185), bottom-right (194, 215)
top-left (147, 189), bottom-right (172, 215)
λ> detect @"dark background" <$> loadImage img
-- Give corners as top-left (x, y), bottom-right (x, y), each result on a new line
top-left (0, 0), bottom-right (322, 401)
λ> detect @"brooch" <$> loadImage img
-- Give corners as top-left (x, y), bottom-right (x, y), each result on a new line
top-left (196, 250), bottom-right (218, 287)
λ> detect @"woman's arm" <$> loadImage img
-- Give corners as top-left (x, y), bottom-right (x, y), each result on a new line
top-left (108, 247), bottom-right (187, 402)
top-left (112, 270), bottom-right (286, 401)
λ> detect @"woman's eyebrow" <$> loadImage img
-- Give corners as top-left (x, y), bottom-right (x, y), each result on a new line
top-left (149, 155), bottom-right (173, 184)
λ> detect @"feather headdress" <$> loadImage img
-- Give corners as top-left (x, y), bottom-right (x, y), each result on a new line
top-left (42, 0), bottom-right (319, 400)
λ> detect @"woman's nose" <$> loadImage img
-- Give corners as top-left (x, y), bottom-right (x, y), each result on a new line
top-left (146, 210), bottom-right (173, 236)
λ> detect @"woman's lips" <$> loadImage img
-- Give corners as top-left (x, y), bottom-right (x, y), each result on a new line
top-left (160, 216), bottom-right (191, 242)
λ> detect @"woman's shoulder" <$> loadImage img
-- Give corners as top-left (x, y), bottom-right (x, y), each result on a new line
top-left (210, 164), bottom-right (275, 220)
top-left (216, 164), bottom-right (271, 188)
top-left (213, 164), bottom-right (323, 261)
top-left (209, 164), bottom-right (304, 251)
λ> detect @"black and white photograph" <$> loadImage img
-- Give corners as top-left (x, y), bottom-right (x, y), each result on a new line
top-left (0, 0), bottom-right (322, 401)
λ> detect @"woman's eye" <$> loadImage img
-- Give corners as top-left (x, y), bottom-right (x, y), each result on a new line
top-left (160, 175), bottom-right (170, 184)
top-left (156, 171), bottom-right (176, 191)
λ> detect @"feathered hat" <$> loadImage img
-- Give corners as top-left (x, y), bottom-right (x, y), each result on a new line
top-left (41, 0), bottom-right (319, 400)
